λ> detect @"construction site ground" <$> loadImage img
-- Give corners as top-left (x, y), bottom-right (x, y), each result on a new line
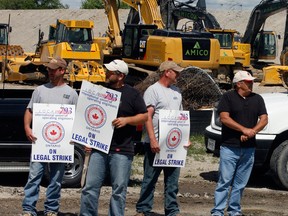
top-left (0, 5), bottom-right (287, 215)
top-left (0, 83), bottom-right (287, 215)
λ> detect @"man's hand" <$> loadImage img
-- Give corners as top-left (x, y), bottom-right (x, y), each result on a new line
top-left (150, 140), bottom-right (160, 153)
top-left (25, 127), bottom-right (37, 143)
top-left (84, 146), bottom-right (92, 153)
top-left (240, 135), bottom-right (249, 142)
top-left (184, 140), bottom-right (192, 148)
top-left (242, 128), bottom-right (256, 138)
top-left (112, 117), bottom-right (128, 128)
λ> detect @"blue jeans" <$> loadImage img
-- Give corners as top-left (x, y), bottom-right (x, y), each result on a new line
top-left (136, 144), bottom-right (180, 216)
top-left (211, 146), bottom-right (255, 216)
top-left (22, 162), bottom-right (65, 216)
top-left (80, 150), bottom-right (133, 216)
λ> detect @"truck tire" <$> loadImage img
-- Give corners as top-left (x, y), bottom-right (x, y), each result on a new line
top-left (43, 144), bottom-right (85, 188)
top-left (270, 140), bottom-right (288, 190)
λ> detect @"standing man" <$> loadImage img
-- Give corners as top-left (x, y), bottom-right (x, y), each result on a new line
top-left (135, 61), bottom-right (190, 216)
top-left (22, 57), bottom-right (78, 216)
top-left (80, 59), bottom-right (148, 216)
top-left (211, 70), bottom-right (268, 216)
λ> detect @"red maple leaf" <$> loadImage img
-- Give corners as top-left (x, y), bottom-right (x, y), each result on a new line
top-left (92, 113), bottom-right (99, 119)
top-left (50, 130), bottom-right (57, 135)
top-left (172, 136), bottom-right (176, 141)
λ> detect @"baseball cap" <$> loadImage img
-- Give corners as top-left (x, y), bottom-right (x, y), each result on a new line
top-left (159, 61), bottom-right (184, 73)
top-left (45, 57), bottom-right (67, 69)
top-left (104, 59), bottom-right (129, 75)
top-left (233, 70), bottom-right (255, 83)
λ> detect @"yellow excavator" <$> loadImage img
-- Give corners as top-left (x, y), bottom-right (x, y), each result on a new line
top-left (96, 0), bottom-right (223, 110)
top-left (158, 0), bottom-right (251, 86)
top-left (96, 0), bottom-right (221, 86)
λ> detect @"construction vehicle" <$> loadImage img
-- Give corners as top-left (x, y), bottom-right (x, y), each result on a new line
top-left (156, 0), bottom-right (251, 87)
top-left (239, 0), bottom-right (288, 86)
top-left (0, 23), bottom-right (39, 82)
top-left (98, 0), bottom-right (221, 86)
top-left (96, 0), bottom-right (222, 109)
top-left (1, 19), bottom-right (106, 86)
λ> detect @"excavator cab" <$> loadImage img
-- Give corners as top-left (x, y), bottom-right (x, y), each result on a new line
top-left (122, 24), bottom-right (157, 59)
top-left (252, 31), bottom-right (277, 60)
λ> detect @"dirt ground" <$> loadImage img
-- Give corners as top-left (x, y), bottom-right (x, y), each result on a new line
top-left (1, 154), bottom-right (288, 216)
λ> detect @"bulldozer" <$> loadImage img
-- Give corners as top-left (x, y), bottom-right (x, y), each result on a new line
top-left (1, 19), bottom-right (106, 86)
top-left (0, 22), bottom-right (41, 82)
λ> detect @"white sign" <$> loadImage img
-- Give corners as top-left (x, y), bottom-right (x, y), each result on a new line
top-left (71, 80), bottom-right (121, 154)
top-left (153, 110), bottom-right (190, 167)
top-left (31, 103), bottom-right (75, 163)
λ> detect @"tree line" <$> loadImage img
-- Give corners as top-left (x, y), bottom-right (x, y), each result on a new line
top-left (0, 0), bottom-right (129, 9)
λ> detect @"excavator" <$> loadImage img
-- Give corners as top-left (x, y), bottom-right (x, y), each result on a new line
top-left (156, 0), bottom-right (251, 86)
top-left (97, 0), bottom-right (221, 83)
top-left (240, 0), bottom-right (288, 87)
top-left (97, 0), bottom-right (222, 109)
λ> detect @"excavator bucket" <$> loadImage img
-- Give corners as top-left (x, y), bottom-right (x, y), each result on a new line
top-left (277, 66), bottom-right (288, 89)
top-left (261, 66), bottom-right (282, 85)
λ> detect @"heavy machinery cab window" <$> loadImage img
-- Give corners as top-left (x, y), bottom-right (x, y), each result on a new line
top-left (253, 31), bottom-right (276, 59)
top-left (0, 26), bottom-right (8, 44)
top-left (67, 28), bottom-right (92, 43)
top-left (56, 25), bottom-right (92, 44)
top-left (122, 24), bottom-right (157, 58)
top-left (213, 33), bottom-right (232, 49)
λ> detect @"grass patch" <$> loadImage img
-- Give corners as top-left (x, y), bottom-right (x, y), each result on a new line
top-left (187, 134), bottom-right (206, 156)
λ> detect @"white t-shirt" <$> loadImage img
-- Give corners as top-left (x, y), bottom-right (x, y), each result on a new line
top-left (143, 81), bottom-right (182, 143)
top-left (28, 82), bottom-right (78, 110)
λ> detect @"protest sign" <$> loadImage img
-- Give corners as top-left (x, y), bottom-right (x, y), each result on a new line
top-left (31, 103), bottom-right (75, 163)
top-left (71, 80), bottom-right (121, 154)
top-left (153, 109), bottom-right (190, 167)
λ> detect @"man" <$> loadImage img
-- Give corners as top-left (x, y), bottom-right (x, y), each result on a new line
top-left (80, 59), bottom-right (148, 216)
top-left (22, 57), bottom-right (78, 216)
top-left (135, 60), bottom-right (190, 216)
top-left (211, 70), bottom-right (268, 216)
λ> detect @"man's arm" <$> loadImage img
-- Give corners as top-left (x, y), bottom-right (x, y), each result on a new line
top-left (252, 114), bottom-right (268, 133)
top-left (24, 108), bottom-right (37, 142)
top-left (144, 106), bottom-right (160, 153)
top-left (220, 112), bottom-right (257, 138)
top-left (112, 113), bottom-right (148, 128)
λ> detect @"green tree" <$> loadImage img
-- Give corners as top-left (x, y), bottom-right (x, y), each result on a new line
top-left (0, 0), bottom-right (67, 9)
top-left (81, 0), bottom-right (103, 9)
top-left (81, 0), bottom-right (130, 9)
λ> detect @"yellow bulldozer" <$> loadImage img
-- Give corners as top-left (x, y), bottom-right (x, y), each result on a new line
top-left (1, 19), bottom-right (106, 86)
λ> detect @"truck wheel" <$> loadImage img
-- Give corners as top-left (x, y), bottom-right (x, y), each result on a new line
top-left (43, 144), bottom-right (85, 188)
top-left (270, 140), bottom-right (288, 189)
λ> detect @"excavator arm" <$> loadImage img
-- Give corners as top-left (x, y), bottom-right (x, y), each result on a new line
top-left (102, 0), bottom-right (164, 52)
top-left (161, 0), bottom-right (221, 31)
top-left (242, 0), bottom-right (288, 46)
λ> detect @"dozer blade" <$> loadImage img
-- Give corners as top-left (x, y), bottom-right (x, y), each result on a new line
top-left (261, 66), bottom-right (283, 86)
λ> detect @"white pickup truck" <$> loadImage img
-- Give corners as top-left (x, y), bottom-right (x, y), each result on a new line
top-left (204, 92), bottom-right (288, 190)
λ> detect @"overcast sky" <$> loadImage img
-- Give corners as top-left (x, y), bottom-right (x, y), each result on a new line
top-left (61, 0), bottom-right (262, 10)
